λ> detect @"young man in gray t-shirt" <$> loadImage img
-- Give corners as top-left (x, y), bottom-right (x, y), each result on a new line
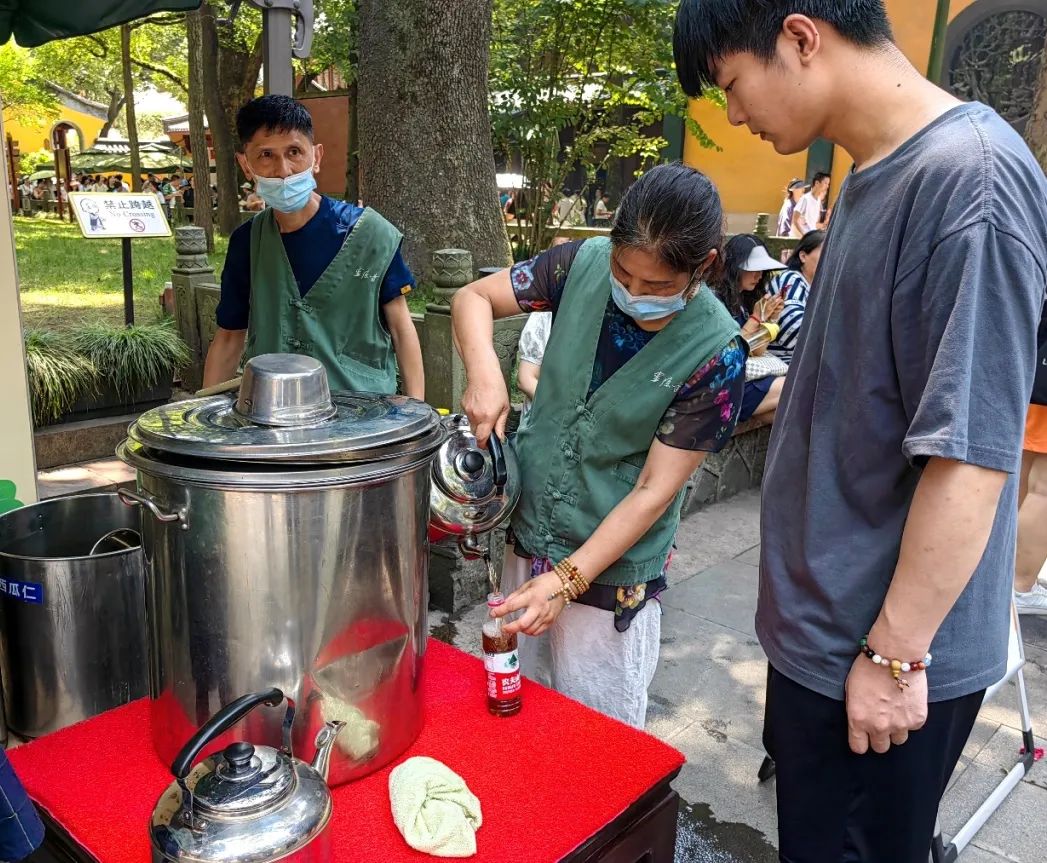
top-left (675, 2), bottom-right (1047, 861)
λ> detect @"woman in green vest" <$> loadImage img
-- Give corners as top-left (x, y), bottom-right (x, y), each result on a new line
top-left (452, 164), bottom-right (746, 727)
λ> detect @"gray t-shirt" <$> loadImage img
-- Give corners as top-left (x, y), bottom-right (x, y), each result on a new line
top-left (757, 103), bottom-right (1047, 703)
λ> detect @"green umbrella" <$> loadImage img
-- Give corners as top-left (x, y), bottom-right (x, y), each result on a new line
top-left (72, 148), bottom-right (192, 174)
top-left (1, 1), bottom-right (200, 48)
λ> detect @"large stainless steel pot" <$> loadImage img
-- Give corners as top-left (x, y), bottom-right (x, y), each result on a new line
top-left (119, 355), bottom-right (447, 786)
top-left (0, 493), bottom-right (147, 738)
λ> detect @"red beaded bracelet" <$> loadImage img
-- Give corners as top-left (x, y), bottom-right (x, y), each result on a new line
top-left (859, 636), bottom-right (933, 691)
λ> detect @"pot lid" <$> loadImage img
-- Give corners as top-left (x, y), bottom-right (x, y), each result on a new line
top-left (128, 355), bottom-right (442, 463)
top-left (129, 391), bottom-right (440, 462)
top-left (190, 742), bottom-right (293, 815)
top-left (128, 362), bottom-right (442, 468)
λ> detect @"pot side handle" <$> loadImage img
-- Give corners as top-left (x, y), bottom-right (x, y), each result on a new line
top-left (171, 688), bottom-right (285, 780)
top-left (118, 488), bottom-right (188, 531)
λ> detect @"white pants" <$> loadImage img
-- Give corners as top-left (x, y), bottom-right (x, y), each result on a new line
top-left (501, 547), bottom-right (661, 729)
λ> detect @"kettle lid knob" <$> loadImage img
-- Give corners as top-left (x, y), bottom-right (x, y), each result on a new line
top-left (459, 450), bottom-right (484, 476)
top-left (221, 742), bottom-right (257, 779)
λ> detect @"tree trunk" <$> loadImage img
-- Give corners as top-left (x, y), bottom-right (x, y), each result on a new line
top-left (186, 9), bottom-right (214, 252)
top-left (120, 25), bottom-right (143, 192)
top-left (345, 80), bottom-right (359, 203)
top-left (100, 90), bottom-right (126, 139)
top-left (1025, 32), bottom-right (1047, 172)
top-left (200, 2), bottom-right (240, 236)
top-left (357, 0), bottom-right (509, 279)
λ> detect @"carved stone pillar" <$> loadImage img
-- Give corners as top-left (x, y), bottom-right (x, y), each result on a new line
top-left (171, 226), bottom-right (215, 392)
top-left (423, 249), bottom-right (473, 413)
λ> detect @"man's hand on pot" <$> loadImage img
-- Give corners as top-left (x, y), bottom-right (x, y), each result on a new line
top-left (844, 654), bottom-right (928, 755)
top-left (460, 369), bottom-right (510, 449)
top-left (490, 571), bottom-right (567, 637)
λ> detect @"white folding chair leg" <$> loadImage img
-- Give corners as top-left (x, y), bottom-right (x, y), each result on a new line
top-left (932, 603), bottom-right (1036, 862)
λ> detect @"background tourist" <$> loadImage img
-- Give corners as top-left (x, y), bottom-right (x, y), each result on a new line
top-left (767, 230), bottom-right (825, 363)
top-left (793, 171), bottom-right (829, 236)
top-left (712, 234), bottom-right (786, 421)
top-left (777, 178), bottom-right (805, 237)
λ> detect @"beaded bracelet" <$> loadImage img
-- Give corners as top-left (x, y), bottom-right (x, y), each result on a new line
top-left (557, 558), bottom-right (589, 598)
top-left (550, 558), bottom-right (588, 604)
top-left (551, 566), bottom-right (575, 605)
top-left (859, 636), bottom-right (932, 691)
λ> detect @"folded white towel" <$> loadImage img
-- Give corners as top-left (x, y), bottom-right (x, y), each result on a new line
top-left (389, 756), bottom-right (482, 857)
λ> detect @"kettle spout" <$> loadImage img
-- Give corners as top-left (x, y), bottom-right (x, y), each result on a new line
top-left (310, 720), bottom-right (346, 783)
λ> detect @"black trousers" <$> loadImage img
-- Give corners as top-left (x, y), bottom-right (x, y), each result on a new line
top-left (763, 665), bottom-right (984, 863)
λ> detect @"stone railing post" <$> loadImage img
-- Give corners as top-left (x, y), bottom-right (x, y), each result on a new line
top-left (423, 248), bottom-right (474, 413)
top-left (754, 213), bottom-right (771, 238)
top-left (171, 226), bottom-right (214, 392)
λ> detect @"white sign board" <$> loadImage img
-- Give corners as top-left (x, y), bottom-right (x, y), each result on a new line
top-left (69, 192), bottom-right (172, 239)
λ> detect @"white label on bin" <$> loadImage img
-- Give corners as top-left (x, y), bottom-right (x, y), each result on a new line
top-left (0, 578), bottom-right (43, 604)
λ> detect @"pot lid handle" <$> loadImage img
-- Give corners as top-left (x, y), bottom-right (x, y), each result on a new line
top-left (171, 688), bottom-right (284, 780)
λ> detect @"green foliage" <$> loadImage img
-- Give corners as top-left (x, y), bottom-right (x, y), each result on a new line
top-left (0, 44), bottom-right (58, 123)
top-left (23, 320), bottom-right (190, 425)
top-left (490, 0), bottom-right (722, 254)
top-left (23, 329), bottom-right (98, 426)
top-left (18, 149), bottom-right (53, 175)
top-left (301, 0), bottom-right (357, 87)
top-left (71, 319), bottom-right (191, 397)
top-left (28, 13), bottom-right (189, 118)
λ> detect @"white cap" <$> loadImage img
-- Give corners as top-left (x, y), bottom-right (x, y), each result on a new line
top-left (742, 246), bottom-right (784, 273)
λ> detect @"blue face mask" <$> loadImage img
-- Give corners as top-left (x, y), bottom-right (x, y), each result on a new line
top-left (609, 272), bottom-right (690, 322)
top-left (254, 166), bottom-right (317, 213)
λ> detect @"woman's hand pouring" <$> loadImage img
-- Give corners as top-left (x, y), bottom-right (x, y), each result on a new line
top-left (461, 367), bottom-right (510, 449)
top-left (490, 571), bottom-right (567, 637)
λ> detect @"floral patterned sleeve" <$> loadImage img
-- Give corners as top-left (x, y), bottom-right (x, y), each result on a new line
top-left (509, 240), bottom-right (585, 314)
top-left (656, 338), bottom-right (748, 452)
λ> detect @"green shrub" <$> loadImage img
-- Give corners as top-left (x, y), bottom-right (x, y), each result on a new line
top-left (23, 330), bottom-right (98, 426)
top-left (71, 320), bottom-right (190, 398)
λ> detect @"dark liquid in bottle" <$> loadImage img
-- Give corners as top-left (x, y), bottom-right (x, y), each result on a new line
top-left (482, 622), bottom-right (522, 717)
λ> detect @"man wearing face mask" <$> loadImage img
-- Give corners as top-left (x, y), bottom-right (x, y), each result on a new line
top-left (202, 96), bottom-right (424, 398)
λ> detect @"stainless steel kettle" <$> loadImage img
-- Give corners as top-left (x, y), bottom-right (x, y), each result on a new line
top-left (149, 689), bottom-right (344, 863)
top-left (428, 414), bottom-right (520, 559)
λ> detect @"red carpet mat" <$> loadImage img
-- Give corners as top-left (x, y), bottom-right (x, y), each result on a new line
top-left (9, 639), bottom-right (684, 862)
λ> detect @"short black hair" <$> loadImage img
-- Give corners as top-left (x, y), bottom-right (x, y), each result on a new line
top-left (811, 171), bottom-right (831, 185)
top-left (236, 95), bottom-right (314, 150)
top-left (674, 0), bottom-right (894, 95)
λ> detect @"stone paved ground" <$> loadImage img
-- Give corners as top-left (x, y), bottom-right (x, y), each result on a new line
top-left (432, 489), bottom-right (1047, 862)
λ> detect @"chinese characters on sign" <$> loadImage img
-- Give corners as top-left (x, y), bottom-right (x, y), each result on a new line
top-left (0, 578), bottom-right (43, 604)
top-left (68, 192), bottom-right (172, 239)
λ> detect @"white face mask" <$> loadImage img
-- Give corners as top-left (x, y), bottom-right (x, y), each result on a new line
top-left (609, 272), bottom-right (689, 321)
top-left (253, 165), bottom-right (317, 213)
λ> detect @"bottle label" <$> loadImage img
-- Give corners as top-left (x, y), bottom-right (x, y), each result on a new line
top-left (484, 650), bottom-right (521, 699)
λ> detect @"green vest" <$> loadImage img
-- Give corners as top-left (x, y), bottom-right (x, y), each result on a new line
top-left (512, 237), bottom-right (739, 586)
top-left (245, 204), bottom-right (402, 393)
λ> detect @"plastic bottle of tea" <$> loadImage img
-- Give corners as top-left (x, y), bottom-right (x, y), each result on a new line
top-left (482, 592), bottom-right (522, 717)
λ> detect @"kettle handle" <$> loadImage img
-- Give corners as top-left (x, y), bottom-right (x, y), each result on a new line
top-left (171, 688), bottom-right (284, 780)
top-left (488, 433), bottom-right (508, 491)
